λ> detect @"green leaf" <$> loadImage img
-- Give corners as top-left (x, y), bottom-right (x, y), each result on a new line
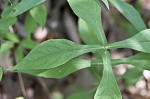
top-left (67, 0), bottom-right (107, 45)
top-left (78, 18), bottom-right (103, 61)
top-left (107, 29), bottom-right (150, 53)
top-left (109, 0), bottom-right (146, 31)
top-left (30, 4), bottom-right (47, 27)
top-left (11, 39), bottom-right (102, 70)
top-left (18, 52), bottom-right (149, 79)
top-left (25, 13), bottom-right (37, 37)
top-left (12, 58), bottom-right (91, 78)
top-left (10, 0), bottom-right (46, 16)
top-left (67, 90), bottom-right (90, 99)
top-left (102, 0), bottom-right (109, 9)
top-left (0, 30), bottom-right (19, 43)
top-left (0, 67), bottom-right (3, 81)
top-left (92, 52), bottom-right (150, 70)
top-left (116, 53), bottom-right (150, 70)
top-left (0, 17), bottom-right (17, 30)
top-left (0, 42), bottom-right (14, 53)
top-left (5, 32), bottom-right (19, 43)
top-left (21, 38), bottom-right (37, 49)
top-left (15, 46), bottom-right (24, 63)
top-left (78, 18), bottom-right (100, 45)
top-left (94, 51), bottom-right (122, 99)
top-left (122, 67), bottom-right (143, 86)
top-left (1, 4), bottom-right (17, 18)
top-left (118, 21), bottom-right (138, 37)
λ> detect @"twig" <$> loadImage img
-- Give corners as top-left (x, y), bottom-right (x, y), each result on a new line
top-left (37, 77), bottom-right (51, 99)
top-left (18, 73), bottom-right (28, 99)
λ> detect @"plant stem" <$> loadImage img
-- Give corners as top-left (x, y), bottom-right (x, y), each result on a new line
top-left (18, 73), bottom-right (28, 99)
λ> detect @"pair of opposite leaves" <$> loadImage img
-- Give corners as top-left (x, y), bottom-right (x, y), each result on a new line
top-left (11, 28), bottom-right (150, 76)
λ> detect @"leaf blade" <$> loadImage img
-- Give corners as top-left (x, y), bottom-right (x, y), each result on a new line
top-left (0, 30), bottom-right (19, 43)
top-left (12, 58), bottom-right (91, 78)
top-left (10, 0), bottom-right (46, 16)
top-left (92, 52), bottom-right (150, 70)
top-left (107, 29), bottom-right (150, 53)
top-left (15, 46), bottom-right (24, 63)
top-left (21, 38), bottom-right (37, 49)
top-left (122, 67), bottom-right (143, 86)
top-left (78, 18), bottom-right (100, 45)
top-left (0, 17), bottom-right (17, 30)
top-left (30, 4), bottom-right (47, 27)
top-left (25, 13), bottom-right (37, 37)
top-left (119, 53), bottom-right (150, 70)
top-left (94, 51), bottom-right (122, 99)
top-left (11, 39), bottom-right (102, 70)
top-left (20, 51), bottom-right (150, 79)
top-left (68, 0), bottom-right (107, 45)
top-left (109, 0), bottom-right (146, 31)
top-left (0, 42), bottom-right (14, 53)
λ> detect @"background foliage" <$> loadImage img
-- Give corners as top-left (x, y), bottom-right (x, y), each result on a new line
top-left (0, 0), bottom-right (150, 99)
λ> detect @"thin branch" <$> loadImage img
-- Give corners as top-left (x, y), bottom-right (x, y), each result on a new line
top-left (37, 77), bottom-right (51, 99)
top-left (18, 73), bottom-right (28, 99)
